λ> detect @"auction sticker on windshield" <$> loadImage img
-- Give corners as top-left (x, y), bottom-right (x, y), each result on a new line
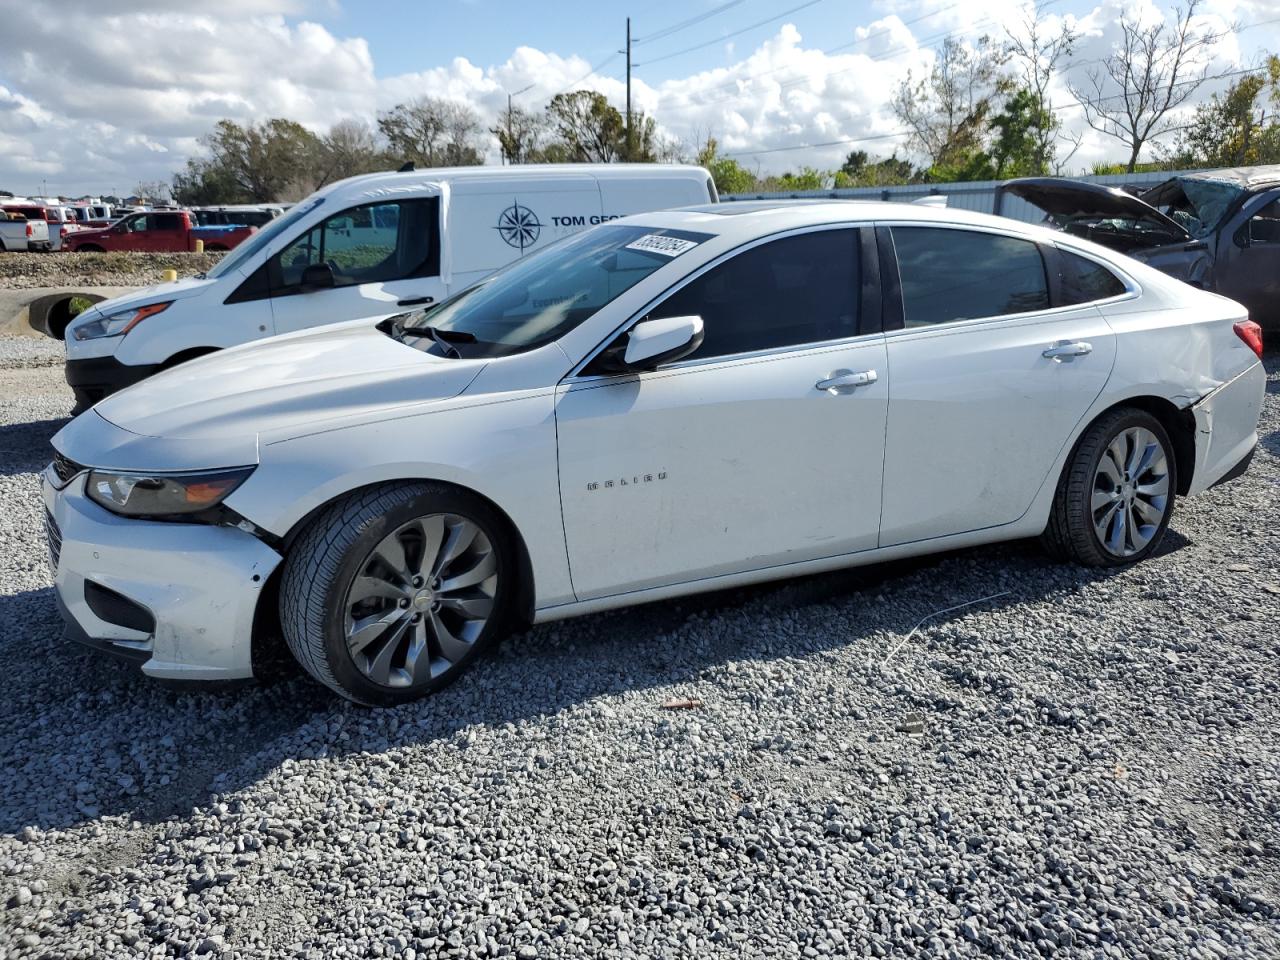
top-left (624, 234), bottom-right (701, 257)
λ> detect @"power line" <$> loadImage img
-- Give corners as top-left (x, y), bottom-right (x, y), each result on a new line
top-left (720, 63), bottom-right (1276, 159)
top-left (635, 0), bottom-right (829, 67)
top-left (634, 0), bottom-right (749, 45)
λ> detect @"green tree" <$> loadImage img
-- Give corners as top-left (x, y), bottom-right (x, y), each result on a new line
top-left (378, 97), bottom-right (485, 168)
top-left (172, 118), bottom-right (321, 204)
top-left (1169, 57), bottom-right (1280, 167)
top-left (989, 88), bottom-right (1056, 177)
top-left (1003, 3), bottom-right (1076, 174)
top-left (696, 137), bottom-right (756, 195)
top-left (835, 151), bottom-right (917, 187)
top-left (544, 91), bottom-right (625, 162)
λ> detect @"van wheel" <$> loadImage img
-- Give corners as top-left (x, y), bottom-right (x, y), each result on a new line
top-left (1042, 408), bottom-right (1177, 567)
top-left (280, 483), bottom-right (513, 705)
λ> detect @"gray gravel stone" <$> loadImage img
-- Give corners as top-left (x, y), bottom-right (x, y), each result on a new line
top-left (0, 349), bottom-right (1277, 959)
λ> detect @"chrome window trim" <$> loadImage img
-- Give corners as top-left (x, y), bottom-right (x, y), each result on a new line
top-left (565, 222), bottom-right (866, 382)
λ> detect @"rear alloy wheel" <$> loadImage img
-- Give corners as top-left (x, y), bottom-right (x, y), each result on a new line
top-left (281, 483), bottom-right (512, 705)
top-left (1042, 408), bottom-right (1177, 567)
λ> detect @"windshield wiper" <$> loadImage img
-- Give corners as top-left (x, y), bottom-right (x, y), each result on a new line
top-left (409, 325), bottom-right (477, 359)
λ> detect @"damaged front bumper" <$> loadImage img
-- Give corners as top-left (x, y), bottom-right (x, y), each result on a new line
top-left (42, 468), bottom-right (282, 681)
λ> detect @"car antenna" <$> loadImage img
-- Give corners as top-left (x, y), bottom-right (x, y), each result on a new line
top-left (398, 161), bottom-right (415, 172)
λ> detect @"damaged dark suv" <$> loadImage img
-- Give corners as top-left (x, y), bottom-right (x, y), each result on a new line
top-left (999, 165), bottom-right (1280, 332)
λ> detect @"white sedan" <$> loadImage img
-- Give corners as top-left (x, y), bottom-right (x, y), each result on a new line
top-left (43, 202), bottom-right (1266, 705)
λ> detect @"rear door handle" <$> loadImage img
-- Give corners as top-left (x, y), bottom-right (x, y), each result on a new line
top-left (397, 295), bottom-right (435, 307)
top-left (1042, 340), bottom-right (1092, 362)
top-left (815, 369), bottom-right (878, 393)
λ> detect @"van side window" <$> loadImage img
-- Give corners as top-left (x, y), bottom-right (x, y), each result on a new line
top-left (154, 213), bottom-right (182, 231)
top-left (269, 198), bottom-right (440, 292)
top-left (646, 229), bottom-right (860, 361)
top-left (1058, 250), bottom-right (1127, 304)
top-left (891, 226), bottom-right (1049, 327)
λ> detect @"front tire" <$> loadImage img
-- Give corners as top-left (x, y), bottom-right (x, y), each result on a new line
top-left (280, 483), bottom-right (513, 705)
top-left (1042, 408), bottom-right (1177, 567)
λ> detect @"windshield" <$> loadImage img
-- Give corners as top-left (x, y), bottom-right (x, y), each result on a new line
top-left (396, 224), bottom-right (712, 358)
top-left (1147, 177), bottom-right (1245, 238)
top-left (204, 196), bottom-right (325, 278)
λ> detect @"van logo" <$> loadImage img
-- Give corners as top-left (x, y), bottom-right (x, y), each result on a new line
top-left (496, 201), bottom-right (542, 251)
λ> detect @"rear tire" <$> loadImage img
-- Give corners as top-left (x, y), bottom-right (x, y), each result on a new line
top-left (1041, 407), bottom-right (1177, 567)
top-left (280, 483), bottom-right (513, 705)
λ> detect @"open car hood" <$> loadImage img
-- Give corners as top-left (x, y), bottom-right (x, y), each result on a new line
top-left (1001, 178), bottom-right (1192, 242)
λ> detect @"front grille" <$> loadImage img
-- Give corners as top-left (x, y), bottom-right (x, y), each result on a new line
top-left (44, 508), bottom-right (62, 572)
top-left (50, 453), bottom-right (84, 486)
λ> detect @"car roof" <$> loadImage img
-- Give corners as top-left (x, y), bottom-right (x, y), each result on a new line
top-left (321, 163), bottom-right (708, 203)
top-left (623, 199), bottom-right (1057, 241)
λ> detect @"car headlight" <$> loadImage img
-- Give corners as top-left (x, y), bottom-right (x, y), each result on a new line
top-left (72, 301), bottom-right (172, 341)
top-left (85, 466), bottom-right (255, 517)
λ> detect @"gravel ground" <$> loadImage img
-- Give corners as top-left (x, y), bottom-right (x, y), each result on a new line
top-left (0, 252), bottom-right (222, 290)
top-left (0, 339), bottom-right (1277, 959)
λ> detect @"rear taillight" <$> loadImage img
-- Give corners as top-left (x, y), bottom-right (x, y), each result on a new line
top-left (25, 223), bottom-right (32, 238)
top-left (1234, 320), bottom-right (1263, 359)
top-left (60, 226), bottom-right (69, 237)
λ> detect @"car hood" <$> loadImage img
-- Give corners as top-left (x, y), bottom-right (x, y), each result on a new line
top-left (57, 321), bottom-right (485, 471)
top-left (79, 274), bottom-right (217, 321)
top-left (1000, 178), bottom-right (1191, 240)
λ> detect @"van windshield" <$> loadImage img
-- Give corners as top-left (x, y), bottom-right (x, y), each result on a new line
top-left (395, 225), bottom-right (712, 358)
top-left (204, 197), bottom-right (324, 279)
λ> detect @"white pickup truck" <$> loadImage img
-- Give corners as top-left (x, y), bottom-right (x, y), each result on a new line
top-left (0, 210), bottom-right (52, 252)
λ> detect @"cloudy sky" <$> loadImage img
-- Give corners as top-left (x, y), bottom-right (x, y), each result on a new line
top-left (2, 0), bottom-right (1278, 197)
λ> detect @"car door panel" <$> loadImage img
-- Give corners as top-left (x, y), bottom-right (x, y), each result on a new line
top-left (879, 310), bottom-right (1114, 546)
top-left (555, 340), bottom-right (889, 600)
top-left (1212, 189), bottom-right (1280, 331)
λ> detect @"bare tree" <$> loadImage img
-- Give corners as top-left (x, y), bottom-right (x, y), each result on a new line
top-left (893, 36), bottom-right (1005, 169)
top-left (490, 104), bottom-right (546, 164)
top-left (1004, 2), bottom-right (1077, 174)
top-left (378, 97), bottom-right (485, 167)
top-left (317, 118), bottom-right (384, 185)
top-left (1069, 0), bottom-right (1229, 172)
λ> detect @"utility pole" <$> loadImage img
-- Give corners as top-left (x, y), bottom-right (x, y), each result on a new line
top-left (625, 17), bottom-right (632, 162)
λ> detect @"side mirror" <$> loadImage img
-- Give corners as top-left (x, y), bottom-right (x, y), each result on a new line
top-left (623, 315), bottom-right (704, 370)
top-left (300, 263), bottom-right (336, 291)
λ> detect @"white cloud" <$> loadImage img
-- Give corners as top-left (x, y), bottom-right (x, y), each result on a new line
top-left (0, 0), bottom-right (1276, 196)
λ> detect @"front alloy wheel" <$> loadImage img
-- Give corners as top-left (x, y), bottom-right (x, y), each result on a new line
top-left (281, 483), bottom-right (512, 705)
top-left (344, 514), bottom-right (497, 687)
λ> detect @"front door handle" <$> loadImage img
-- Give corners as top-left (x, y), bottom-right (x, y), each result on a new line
top-left (397, 295), bottom-right (435, 307)
top-left (815, 369), bottom-right (878, 393)
top-left (1042, 340), bottom-right (1092, 362)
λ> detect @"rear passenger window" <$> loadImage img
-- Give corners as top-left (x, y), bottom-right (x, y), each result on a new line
top-left (648, 229), bottom-right (859, 361)
top-left (154, 213), bottom-right (182, 231)
top-left (891, 227), bottom-right (1049, 327)
top-left (1058, 250), bottom-right (1126, 304)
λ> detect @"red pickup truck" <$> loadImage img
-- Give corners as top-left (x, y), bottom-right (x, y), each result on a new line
top-left (64, 210), bottom-right (256, 253)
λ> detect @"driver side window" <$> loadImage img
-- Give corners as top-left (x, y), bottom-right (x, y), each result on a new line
top-left (267, 198), bottom-right (439, 294)
top-left (1243, 198), bottom-right (1280, 245)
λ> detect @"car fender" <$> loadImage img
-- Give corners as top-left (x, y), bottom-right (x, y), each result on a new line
top-left (225, 388), bottom-right (576, 608)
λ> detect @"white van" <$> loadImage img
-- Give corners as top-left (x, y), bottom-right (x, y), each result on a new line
top-left (63, 164), bottom-right (717, 410)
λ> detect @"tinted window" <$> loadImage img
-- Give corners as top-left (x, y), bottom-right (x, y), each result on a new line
top-left (648, 229), bottom-right (859, 361)
top-left (154, 213), bottom-right (182, 231)
top-left (1058, 250), bottom-right (1126, 304)
top-left (269, 198), bottom-right (438, 291)
top-left (892, 227), bottom-right (1049, 327)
